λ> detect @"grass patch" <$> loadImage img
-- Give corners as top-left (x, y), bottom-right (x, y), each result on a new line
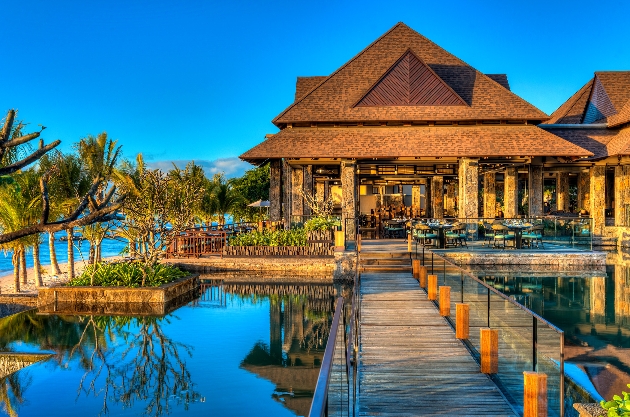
top-left (67, 262), bottom-right (189, 288)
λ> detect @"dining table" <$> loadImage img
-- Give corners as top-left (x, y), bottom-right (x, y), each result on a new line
top-left (428, 223), bottom-right (454, 249)
top-left (505, 224), bottom-right (531, 249)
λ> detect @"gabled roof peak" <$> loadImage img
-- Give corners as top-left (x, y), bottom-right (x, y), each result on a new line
top-left (355, 49), bottom-right (467, 107)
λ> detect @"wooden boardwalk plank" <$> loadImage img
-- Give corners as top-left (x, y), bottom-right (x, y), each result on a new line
top-left (358, 269), bottom-right (517, 416)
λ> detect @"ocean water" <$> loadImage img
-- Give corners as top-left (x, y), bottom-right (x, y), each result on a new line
top-left (0, 231), bottom-right (127, 275)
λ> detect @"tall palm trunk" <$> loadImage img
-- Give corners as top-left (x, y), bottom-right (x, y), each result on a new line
top-left (19, 247), bottom-right (27, 285)
top-left (12, 251), bottom-right (20, 293)
top-left (34, 243), bottom-right (43, 287)
top-left (67, 228), bottom-right (75, 281)
top-left (88, 242), bottom-right (95, 265)
top-left (48, 232), bottom-right (62, 274)
top-left (95, 241), bottom-right (102, 263)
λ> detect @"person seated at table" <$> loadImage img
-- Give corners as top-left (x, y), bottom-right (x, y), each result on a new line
top-left (496, 210), bottom-right (504, 219)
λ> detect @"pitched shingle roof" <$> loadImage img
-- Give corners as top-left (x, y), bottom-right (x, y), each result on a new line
top-left (546, 72), bottom-right (630, 126)
top-left (543, 126), bottom-right (630, 160)
top-left (240, 126), bottom-right (592, 162)
top-left (608, 100), bottom-right (630, 128)
top-left (272, 23), bottom-right (548, 125)
top-left (295, 76), bottom-right (327, 101)
top-left (485, 74), bottom-right (510, 91)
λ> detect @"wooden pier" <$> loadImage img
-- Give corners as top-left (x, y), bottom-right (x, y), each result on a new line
top-left (358, 242), bottom-right (517, 416)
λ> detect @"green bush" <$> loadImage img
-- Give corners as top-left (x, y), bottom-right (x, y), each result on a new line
top-left (304, 216), bottom-right (339, 232)
top-left (67, 262), bottom-right (188, 288)
top-left (228, 228), bottom-right (307, 247)
top-left (601, 384), bottom-right (630, 416)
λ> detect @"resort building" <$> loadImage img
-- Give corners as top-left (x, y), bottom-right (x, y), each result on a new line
top-left (241, 22), bottom-right (630, 245)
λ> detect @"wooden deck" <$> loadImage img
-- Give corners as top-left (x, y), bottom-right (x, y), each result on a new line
top-left (358, 266), bottom-right (517, 415)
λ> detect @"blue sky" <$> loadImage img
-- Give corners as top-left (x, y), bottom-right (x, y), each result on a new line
top-left (3, 0), bottom-right (629, 178)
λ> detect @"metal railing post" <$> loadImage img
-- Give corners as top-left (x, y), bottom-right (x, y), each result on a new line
top-left (533, 317), bottom-right (537, 372)
top-left (560, 331), bottom-right (565, 417)
top-left (487, 287), bottom-right (491, 328)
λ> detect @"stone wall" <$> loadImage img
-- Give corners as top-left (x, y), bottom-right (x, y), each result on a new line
top-left (38, 275), bottom-right (200, 307)
top-left (442, 251), bottom-right (606, 267)
top-left (170, 251), bottom-right (357, 281)
top-left (529, 165), bottom-right (543, 217)
top-left (445, 182), bottom-right (456, 216)
top-left (0, 353), bottom-right (53, 379)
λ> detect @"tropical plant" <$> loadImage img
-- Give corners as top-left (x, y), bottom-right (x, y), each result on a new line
top-left (67, 261), bottom-right (187, 288)
top-left (228, 228), bottom-right (307, 247)
top-left (117, 161), bottom-right (203, 271)
top-left (601, 384), bottom-right (630, 416)
top-left (304, 216), bottom-right (339, 232)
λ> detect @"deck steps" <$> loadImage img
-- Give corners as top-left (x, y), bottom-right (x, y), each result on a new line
top-left (359, 251), bottom-right (411, 272)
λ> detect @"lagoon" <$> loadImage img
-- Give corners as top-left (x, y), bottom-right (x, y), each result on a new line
top-left (0, 281), bottom-right (339, 417)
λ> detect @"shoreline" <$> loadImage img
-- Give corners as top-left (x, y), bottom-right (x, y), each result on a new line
top-left (0, 256), bottom-right (120, 295)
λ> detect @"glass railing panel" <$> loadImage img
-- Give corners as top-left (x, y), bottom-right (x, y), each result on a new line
top-left (536, 324), bottom-right (564, 417)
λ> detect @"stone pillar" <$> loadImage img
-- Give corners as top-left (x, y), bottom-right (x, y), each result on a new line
top-left (504, 167), bottom-right (518, 218)
top-left (529, 165), bottom-right (543, 217)
top-left (431, 176), bottom-right (444, 219)
top-left (341, 161), bottom-right (357, 238)
top-left (315, 181), bottom-right (325, 200)
top-left (412, 185), bottom-right (421, 217)
top-left (445, 182), bottom-right (456, 217)
top-left (557, 172), bottom-right (569, 212)
top-left (269, 160), bottom-right (281, 221)
top-left (590, 166), bottom-right (606, 236)
top-left (615, 165), bottom-right (630, 227)
top-left (483, 172), bottom-right (496, 219)
top-left (578, 170), bottom-right (590, 212)
top-left (303, 165), bottom-right (313, 216)
top-left (458, 158), bottom-right (479, 220)
top-left (282, 159), bottom-right (292, 228)
top-left (291, 166), bottom-right (304, 222)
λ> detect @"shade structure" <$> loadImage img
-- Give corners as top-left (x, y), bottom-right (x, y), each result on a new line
top-left (248, 200), bottom-right (270, 208)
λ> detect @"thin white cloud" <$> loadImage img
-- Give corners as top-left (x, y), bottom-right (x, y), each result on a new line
top-left (146, 157), bottom-right (252, 179)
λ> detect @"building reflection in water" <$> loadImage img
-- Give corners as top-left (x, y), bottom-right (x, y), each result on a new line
top-left (207, 281), bottom-right (341, 417)
top-left (476, 250), bottom-right (630, 401)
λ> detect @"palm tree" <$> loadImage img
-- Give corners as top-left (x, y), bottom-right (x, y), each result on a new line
top-left (207, 174), bottom-right (242, 226)
top-left (76, 133), bottom-right (121, 266)
top-left (0, 171), bottom-right (41, 291)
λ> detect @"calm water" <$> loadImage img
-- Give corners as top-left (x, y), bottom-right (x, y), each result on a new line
top-left (0, 281), bottom-right (339, 417)
top-left (476, 249), bottom-right (630, 402)
top-left (0, 233), bottom-right (127, 276)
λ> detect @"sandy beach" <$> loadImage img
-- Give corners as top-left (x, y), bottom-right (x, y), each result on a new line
top-left (0, 256), bottom-right (120, 295)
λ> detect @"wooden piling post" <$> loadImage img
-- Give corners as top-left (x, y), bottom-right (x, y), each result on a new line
top-left (480, 328), bottom-right (498, 374)
top-left (412, 259), bottom-right (420, 279)
top-left (523, 372), bottom-right (547, 417)
top-left (439, 286), bottom-right (450, 316)
top-left (407, 232), bottom-right (412, 252)
top-left (428, 274), bottom-right (438, 300)
top-left (456, 303), bottom-right (469, 339)
top-left (419, 266), bottom-right (427, 288)
top-left (357, 233), bottom-right (362, 252)
top-left (334, 230), bottom-right (345, 252)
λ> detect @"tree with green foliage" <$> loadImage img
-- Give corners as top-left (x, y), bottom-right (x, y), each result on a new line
top-left (117, 158), bottom-right (203, 272)
top-left (230, 164), bottom-right (270, 222)
top-left (0, 110), bottom-right (124, 247)
top-left (205, 173), bottom-right (243, 225)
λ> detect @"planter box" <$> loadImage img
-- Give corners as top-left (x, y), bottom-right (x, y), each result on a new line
top-left (37, 275), bottom-right (200, 316)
